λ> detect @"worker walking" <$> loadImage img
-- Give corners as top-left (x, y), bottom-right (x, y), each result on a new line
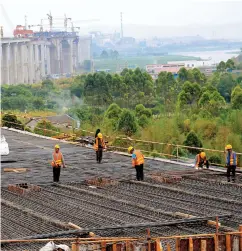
top-left (51, 144), bottom-right (66, 182)
top-left (195, 151), bottom-right (209, 169)
top-left (128, 147), bottom-right (145, 181)
top-left (225, 144), bottom-right (237, 182)
top-left (94, 133), bottom-right (106, 163)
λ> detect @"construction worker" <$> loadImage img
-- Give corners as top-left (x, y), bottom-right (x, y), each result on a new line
top-left (128, 146), bottom-right (145, 181)
top-left (51, 144), bottom-right (65, 182)
top-left (94, 133), bottom-right (106, 163)
top-left (195, 151), bottom-right (209, 169)
top-left (225, 144), bottom-right (237, 182)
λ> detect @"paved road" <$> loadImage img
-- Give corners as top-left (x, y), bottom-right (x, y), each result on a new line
top-left (1, 129), bottom-right (191, 187)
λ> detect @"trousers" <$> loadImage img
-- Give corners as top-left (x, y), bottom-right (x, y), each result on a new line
top-left (198, 160), bottom-right (209, 169)
top-left (227, 165), bottom-right (236, 181)
top-left (53, 166), bottom-right (61, 182)
top-left (96, 149), bottom-right (103, 163)
top-left (135, 164), bottom-right (144, 181)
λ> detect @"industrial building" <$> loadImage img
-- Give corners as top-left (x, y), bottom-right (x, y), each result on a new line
top-left (1, 128), bottom-right (242, 250)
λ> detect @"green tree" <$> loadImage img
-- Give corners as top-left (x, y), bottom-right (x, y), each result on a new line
top-left (105, 103), bottom-right (122, 120)
top-left (225, 59), bottom-right (235, 70)
top-left (42, 80), bottom-right (54, 89)
top-left (183, 131), bottom-right (203, 154)
top-left (217, 73), bottom-right (236, 102)
top-left (178, 67), bottom-right (188, 82)
top-left (138, 114), bottom-right (150, 128)
top-left (231, 85), bottom-right (242, 109)
top-left (199, 90), bottom-right (225, 115)
top-left (135, 104), bottom-right (152, 118)
top-left (33, 97), bottom-right (45, 110)
top-left (2, 113), bottom-right (24, 130)
top-left (178, 81), bottom-right (201, 109)
top-left (34, 120), bottom-right (60, 137)
top-left (117, 109), bottom-right (138, 135)
top-left (217, 61), bottom-right (226, 72)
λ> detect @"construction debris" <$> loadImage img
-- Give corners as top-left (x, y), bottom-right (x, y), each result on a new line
top-left (8, 183), bottom-right (41, 195)
top-left (40, 241), bottom-right (70, 251)
top-left (4, 168), bottom-right (28, 173)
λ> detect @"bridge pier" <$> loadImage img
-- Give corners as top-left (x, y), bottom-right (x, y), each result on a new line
top-left (1, 35), bottom-right (91, 85)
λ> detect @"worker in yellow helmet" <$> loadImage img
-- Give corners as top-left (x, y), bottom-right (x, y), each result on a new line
top-left (128, 146), bottom-right (145, 181)
top-left (225, 144), bottom-right (237, 182)
top-left (94, 133), bottom-right (106, 163)
top-left (195, 151), bottom-right (209, 169)
top-left (51, 144), bottom-right (66, 182)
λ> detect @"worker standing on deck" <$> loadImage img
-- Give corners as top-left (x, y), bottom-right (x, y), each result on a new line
top-left (51, 145), bottom-right (66, 182)
top-left (128, 147), bottom-right (145, 181)
top-left (94, 133), bottom-right (106, 163)
top-left (225, 144), bottom-right (237, 182)
top-left (195, 151), bottom-right (209, 169)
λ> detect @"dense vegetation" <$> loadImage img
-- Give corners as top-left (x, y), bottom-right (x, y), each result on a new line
top-left (1, 58), bottom-right (242, 163)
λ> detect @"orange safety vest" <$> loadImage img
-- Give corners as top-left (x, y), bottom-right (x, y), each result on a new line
top-left (52, 152), bottom-right (63, 167)
top-left (132, 150), bottom-right (144, 167)
top-left (228, 151), bottom-right (237, 166)
top-left (195, 154), bottom-right (206, 167)
top-left (93, 137), bottom-right (105, 151)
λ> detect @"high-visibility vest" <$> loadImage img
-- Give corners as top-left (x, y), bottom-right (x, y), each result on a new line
top-left (132, 150), bottom-right (144, 167)
top-left (195, 154), bottom-right (206, 167)
top-left (93, 137), bottom-right (105, 151)
top-left (52, 152), bottom-right (63, 167)
top-left (227, 151), bottom-right (237, 166)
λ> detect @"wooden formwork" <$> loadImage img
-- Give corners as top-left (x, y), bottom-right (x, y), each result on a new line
top-left (1, 227), bottom-right (242, 251)
top-left (70, 228), bottom-right (242, 251)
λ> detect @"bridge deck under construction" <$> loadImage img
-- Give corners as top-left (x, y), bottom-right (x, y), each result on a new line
top-left (1, 128), bottom-right (242, 251)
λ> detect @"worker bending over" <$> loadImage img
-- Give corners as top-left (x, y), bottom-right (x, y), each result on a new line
top-left (225, 144), bottom-right (237, 182)
top-left (128, 147), bottom-right (145, 181)
top-left (195, 151), bottom-right (209, 169)
top-left (51, 144), bottom-right (65, 182)
top-left (94, 133), bottom-right (106, 163)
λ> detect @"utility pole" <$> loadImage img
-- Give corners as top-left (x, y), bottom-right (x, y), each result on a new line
top-left (120, 12), bottom-right (123, 39)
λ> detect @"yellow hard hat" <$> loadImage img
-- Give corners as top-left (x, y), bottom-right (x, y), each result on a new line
top-left (128, 146), bottom-right (134, 154)
top-left (97, 133), bottom-right (102, 139)
top-left (200, 152), bottom-right (206, 158)
top-left (225, 144), bottom-right (232, 150)
top-left (55, 144), bottom-right (60, 149)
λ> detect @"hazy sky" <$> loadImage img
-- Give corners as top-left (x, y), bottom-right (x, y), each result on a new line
top-left (1, 0), bottom-right (242, 38)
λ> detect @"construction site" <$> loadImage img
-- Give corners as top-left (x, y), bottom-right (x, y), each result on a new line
top-left (1, 127), bottom-right (242, 251)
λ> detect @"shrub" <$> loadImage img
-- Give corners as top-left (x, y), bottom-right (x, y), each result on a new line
top-left (138, 114), bottom-right (150, 128)
top-left (183, 131), bottom-right (203, 154)
top-left (151, 150), bottom-right (160, 158)
top-left (2, 113), bottom-right (24, 130)
top-left (209, 155), bottom-right (222, 164)
top-left (105, 103), bottom-right (122, 120)
top-left (172, 147), bottom-right (189, 158)
top-left (117, 109), bottom-right (138, 136)
top-left (34, 120), bottom-right (60, 137)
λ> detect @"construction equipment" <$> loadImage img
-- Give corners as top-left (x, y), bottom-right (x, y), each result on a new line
top-left (13, 25), bottom-right (33, 38)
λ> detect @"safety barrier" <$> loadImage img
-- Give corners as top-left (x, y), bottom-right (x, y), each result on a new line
top-left (1, 227), bottom-right (242, 251)
top-left (1, 117), bottom-right (241, 169)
